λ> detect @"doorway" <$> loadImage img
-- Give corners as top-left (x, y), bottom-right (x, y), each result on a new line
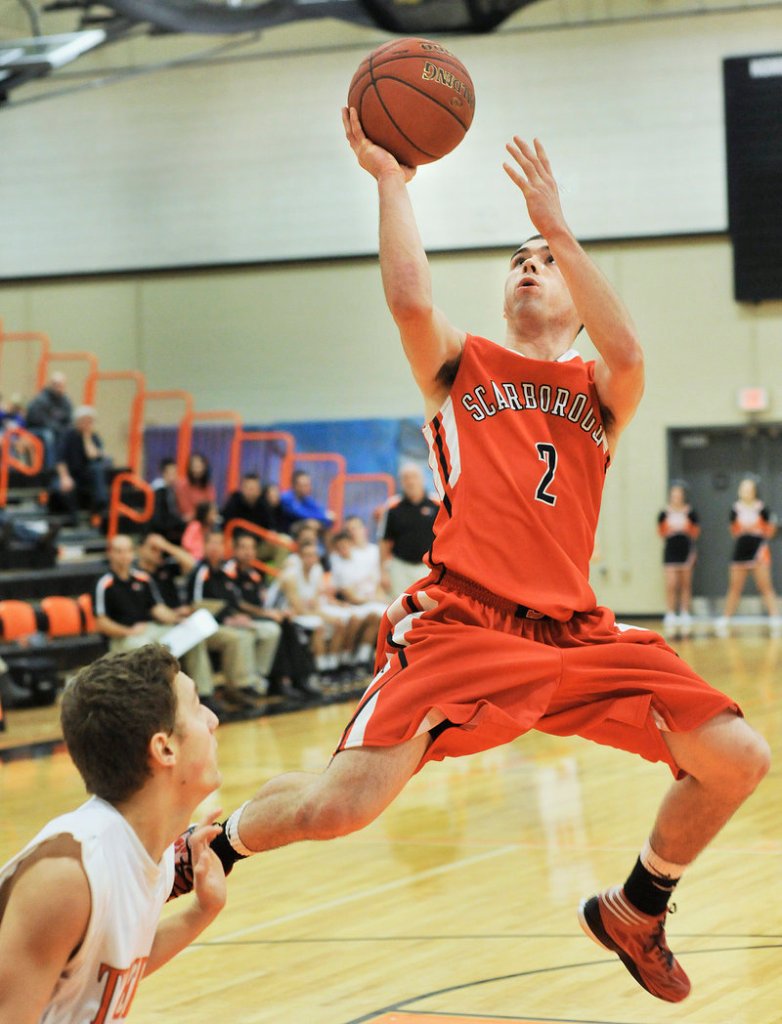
top-left (668, 424), bottom-right (782, 606)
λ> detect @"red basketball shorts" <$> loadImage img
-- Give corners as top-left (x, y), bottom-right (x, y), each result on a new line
top-left (336, 572), bottom-right (741, 778)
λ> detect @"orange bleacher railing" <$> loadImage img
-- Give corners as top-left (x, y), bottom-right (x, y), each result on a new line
top-left (140, 389), bottom-right (195, 477)
top-left (343, 472), bottom-right (396, 533)
top-left (84, 370), bottom-right (146, 474)
top-left (177, 410), bottom-right (243, 496)
top-left (343, 472), bottom-right (395, 499)
top-left (107, 472), bottom-right (155, 541)
top-left (228, 430), bottom-right (296, 493)
top-left (0, 427), bottom-right (44, 508)
top-left (223, 517), bottom-right (297, 577)
top-left (0, 330), bottom-right (51, 397)
top-left (39, 351), bottom-right (100, 404)
top-left (141, 389), bottom-right (194, 426)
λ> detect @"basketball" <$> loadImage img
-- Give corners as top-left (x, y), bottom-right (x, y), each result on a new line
top-left (347, 37), bottom-right (475, 167)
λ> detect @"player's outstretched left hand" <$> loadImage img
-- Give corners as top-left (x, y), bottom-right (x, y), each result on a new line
top-left (342, 107), bottom-right (416, 184)
top-left (189, 810), bottom-right (227, 917)
top-left (503, 137), bottom-right (568, 240)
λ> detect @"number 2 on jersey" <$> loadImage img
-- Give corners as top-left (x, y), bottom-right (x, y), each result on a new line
top-left (535, 442), bottom-right (558, 506)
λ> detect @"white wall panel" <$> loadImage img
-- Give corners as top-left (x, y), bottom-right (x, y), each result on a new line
top-left (0, 9), bottom-right (780, 278)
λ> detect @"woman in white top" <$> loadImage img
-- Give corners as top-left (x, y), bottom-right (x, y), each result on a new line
top-left (716, 476), bottom-right (780, 637)
top-left (0, 644), bottom-right (226, 1023)
top-left (657, 482), bottom-right (700, 638)
top-left (329, 522), bottom-right (388, 668)
top-left (279, 540), bottom-right (353, 675)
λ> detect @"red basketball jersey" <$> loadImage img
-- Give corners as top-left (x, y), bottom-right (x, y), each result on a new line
top-left (423, 333), bottom-right (609, 619)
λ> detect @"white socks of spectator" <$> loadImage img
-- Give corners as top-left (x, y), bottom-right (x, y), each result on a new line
top-left (315, 652), bottom-right (339, 672)
top-left (353, 643), bottom-right (373, 665)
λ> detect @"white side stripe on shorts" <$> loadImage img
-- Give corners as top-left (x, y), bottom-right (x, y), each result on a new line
top-left (342, 689), bottom-right (381, 749)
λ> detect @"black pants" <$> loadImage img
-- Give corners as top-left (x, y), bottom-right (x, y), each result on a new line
top-left (269, 620), bottom-right (315, 688)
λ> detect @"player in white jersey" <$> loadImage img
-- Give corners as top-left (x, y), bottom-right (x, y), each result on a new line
top-left (0, 644), bottom-right (226, 1023)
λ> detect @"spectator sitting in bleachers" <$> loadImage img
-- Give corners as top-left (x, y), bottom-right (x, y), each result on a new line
top-left (261, 482), bottom-right (287, 533)
top-left (188, 529), bottom-right (281, 699)
top-left (328, 528), bottom-right (386, 671)
top-left (277, 539), bottom-right (355, 678)
top-left (136, 531), bottom-right (259, 712)
top-left (221, 472), bottom-right (289, 570)
top-left (52, 405), bottom-right (111, 527)
top-left (174, 452), bottom-right (216, 522)
top-left (25, 371), bottom-right (73, 470)
top-left (224, 533), bottom-right (319, 701)
top-left (0, 393), bottom-right (40, 469)
top-left (92, 534), bottom-right (225, 718)
top-left (345, 514), bottom-right (390, 601)
top-left (0, 392), bottom-right (26, 431)
top-left (278, 470), bottom-right (334, 535)
top-left (149, 457), bottom-right (186, 543)
top-left (289, 519), bottom-right (331, 571)
top-left (135, 531), bottom-right (196, 615)
top-left (181, 500), bottom-right (219, 561)
top-left (221, 472), bottom-right (268, 530)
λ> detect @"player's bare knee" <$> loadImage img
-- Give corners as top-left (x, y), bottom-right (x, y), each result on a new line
top-left (739, 728), bottom-right (771, 790)
top-left (714, 721), bottom-right (770, 795)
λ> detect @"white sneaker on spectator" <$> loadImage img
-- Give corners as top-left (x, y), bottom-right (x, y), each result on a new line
top-left (769, 618), bottom-right (782, 638)
top-left (714, 616), bottom-right (730, 638)
top-left (662, 612), bottom-right (678, 637)
top-left (678, 612), bottom-right (693, 638)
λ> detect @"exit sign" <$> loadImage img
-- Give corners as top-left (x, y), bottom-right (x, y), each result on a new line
top-left (737, 386), bottom-right (769, 412)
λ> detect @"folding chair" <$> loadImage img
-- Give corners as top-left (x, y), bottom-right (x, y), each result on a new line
top-left (40, 596), bottom-right (83, 637)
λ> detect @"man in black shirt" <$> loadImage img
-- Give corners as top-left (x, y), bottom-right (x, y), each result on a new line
top-left (221, 472), bottom-right (290, 570)
top-left (25, 371), bottom-right (73, 469)
top-left (224, 534), bottom-right (319, 701)
top-left (150, 459), bottom-right (186, 543)
top-left (189, 531), bottom-right (281, 697)
top-left (380, 463), bottom-right (439, 596)
top-left (93, 534), bottom-right (222, 714)
top-left (137, 532), bottom-right (259, 710)
top-left (221, 473), bottom-right (270, 531)
top-left (54, 406), bottom-right (110, 524)
top-left (136, 532), bottom-right (191, 611)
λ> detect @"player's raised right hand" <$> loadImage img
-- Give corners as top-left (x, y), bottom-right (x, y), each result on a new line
top-left (342, 107), bottom-right (416, 184)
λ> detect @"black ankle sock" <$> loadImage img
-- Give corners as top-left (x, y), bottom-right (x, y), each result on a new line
top-left (623, 856), bottom-right (679, 917)
top-left (209, 823), bottom-right (248, 877)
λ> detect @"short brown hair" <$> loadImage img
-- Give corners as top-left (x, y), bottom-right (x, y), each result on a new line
top-left (60, 644), bottom-right (180, 804)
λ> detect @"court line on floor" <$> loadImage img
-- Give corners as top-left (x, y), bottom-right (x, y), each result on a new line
top-left (184, 842), bottom-right (519, 952)
top-left (341, 944), bottom-right (782, 1024)
top-left (198, 929), bottom-right (782, 946)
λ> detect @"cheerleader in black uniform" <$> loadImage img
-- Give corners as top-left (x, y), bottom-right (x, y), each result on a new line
top-left (715, 477), bottom-right (780, 636)
top-left (657, 482), bottom-right (699, 637)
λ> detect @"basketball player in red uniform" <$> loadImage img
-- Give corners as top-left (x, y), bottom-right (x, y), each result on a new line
top-left (204, 110), bottom-right (770, 1005)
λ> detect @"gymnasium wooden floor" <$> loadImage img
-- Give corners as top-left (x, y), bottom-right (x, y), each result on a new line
top-left (1, 626), bottom-right (780, 1023)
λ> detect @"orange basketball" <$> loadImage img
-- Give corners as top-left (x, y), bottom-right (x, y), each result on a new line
top-left (347, 37), bottom-right (476, 167)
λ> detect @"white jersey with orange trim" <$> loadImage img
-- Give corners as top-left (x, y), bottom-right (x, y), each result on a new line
top-left (0, 796), bottom-right (174, 1023)
top-left (423, 333), bottom-right (609, 620)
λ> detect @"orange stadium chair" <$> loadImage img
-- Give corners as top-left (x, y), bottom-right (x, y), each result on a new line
top-left (0, 600), bottom-right (38, 642)
top-left (76, 593), bottom-right (96, 634)
top-left (40, 596), bottom-right (83, 638)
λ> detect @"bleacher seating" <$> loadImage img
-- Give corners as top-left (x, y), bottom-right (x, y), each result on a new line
top-left (1, 319), bottom-right (396, 739)
top-left (0, 596), bottom-right (107, 676)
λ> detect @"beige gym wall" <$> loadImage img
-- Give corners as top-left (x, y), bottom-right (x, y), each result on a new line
top-left (3, 237), bottom-right (781, 613)
top-left (2, 1), bottom-right (782, 613)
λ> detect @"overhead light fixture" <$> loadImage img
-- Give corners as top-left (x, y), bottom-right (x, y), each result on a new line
top-left (0, 29), bottom-right (106, 96)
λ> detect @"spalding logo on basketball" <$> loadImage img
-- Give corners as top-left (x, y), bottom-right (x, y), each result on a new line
top-left (347, 37), bottom-right (476, 167)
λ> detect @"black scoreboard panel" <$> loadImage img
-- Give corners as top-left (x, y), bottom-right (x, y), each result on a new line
top-left (724, 53), bottom-right (782, 302)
